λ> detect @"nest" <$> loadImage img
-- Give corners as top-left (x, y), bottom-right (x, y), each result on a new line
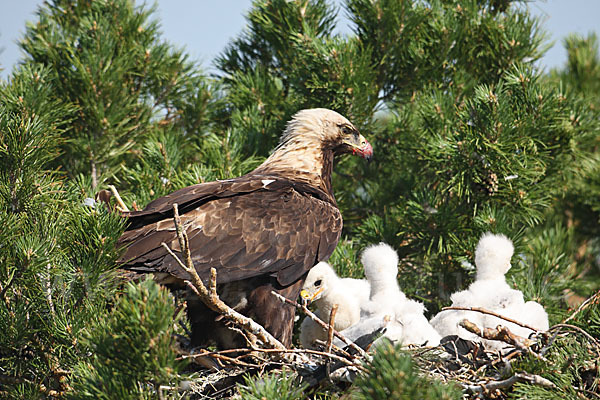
top-left (172, 317), bottom-right (599, 399)
top-left (162, 204), bottom-right (600, 399)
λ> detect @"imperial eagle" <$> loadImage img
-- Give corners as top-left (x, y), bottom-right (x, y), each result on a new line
top-left (117, 108), bottom-right (373, 348)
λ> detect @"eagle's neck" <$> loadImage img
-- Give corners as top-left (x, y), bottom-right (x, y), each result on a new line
top-left (254, 137), bottom-right (335, 200)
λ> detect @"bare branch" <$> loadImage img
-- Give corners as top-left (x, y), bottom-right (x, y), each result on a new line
top-left (442, 305), bottom-right (542, 333)
top-left (459, 319), bottom-right (533, 351)
top-left (271, 291), bottom-right (368, 358)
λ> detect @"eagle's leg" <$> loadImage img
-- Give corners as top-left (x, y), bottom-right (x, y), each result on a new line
top-left (186, 295), bottom-right (248, 349)
top-left (186, 276), bottom-right (304, 349)
top-left (245, 277), bottom-right (304, 348)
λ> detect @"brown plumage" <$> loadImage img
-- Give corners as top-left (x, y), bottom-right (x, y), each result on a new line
top-left (117, 108), bottom-right (373, 348)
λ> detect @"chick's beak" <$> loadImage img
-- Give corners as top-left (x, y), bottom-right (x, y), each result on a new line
top-left (300, 288), bottom-right (323, 305)
top-left (300, 289), bottom-right (311, 306)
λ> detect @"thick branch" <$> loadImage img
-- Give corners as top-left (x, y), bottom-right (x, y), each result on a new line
top-left (459, 319), bottom-right (533, 351)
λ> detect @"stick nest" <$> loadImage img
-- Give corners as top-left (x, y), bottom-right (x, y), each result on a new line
top-left (162, 205), bottom-right (600, 399)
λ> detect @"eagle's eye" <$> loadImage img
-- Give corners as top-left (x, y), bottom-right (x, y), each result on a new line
top-left (314, 279), bottom-right (322, 287)
top-left (341, 125), bottom-right (353, 135)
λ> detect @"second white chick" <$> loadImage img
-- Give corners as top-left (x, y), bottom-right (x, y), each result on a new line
top-left (362, 243), bottom-right (441, 347)
top-left (299, 262), bottom-right (368, 349)
top-left (361, 243), bottom-right (405, 318)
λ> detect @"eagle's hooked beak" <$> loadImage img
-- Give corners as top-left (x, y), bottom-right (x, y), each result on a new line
top-left (300, 287), bottom-right (324, 305)
top-left (345, 133), bottom-right (373, 162)
top-left (354, 136), bottom-right (373, 161)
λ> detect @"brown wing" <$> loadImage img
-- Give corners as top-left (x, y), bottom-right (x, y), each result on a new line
top-left (123, 178), bottom-right (260, 230)
top-left (118, 176), bottom-right (342, 287)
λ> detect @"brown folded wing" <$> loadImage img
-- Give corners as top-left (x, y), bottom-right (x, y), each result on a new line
top-left (118, 176), bottom-right (342, 287)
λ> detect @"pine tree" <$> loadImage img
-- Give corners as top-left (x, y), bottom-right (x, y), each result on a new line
top-left (1, 0), bottom-right (599, 398)
top-left (0, 65), bottom-right (124, 398)
top-left (20, 0), bottom-right (218, 191)
top-left (0, 1), bottom-right (207, 398)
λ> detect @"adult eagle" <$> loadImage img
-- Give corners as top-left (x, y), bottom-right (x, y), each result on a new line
top-left (117, 108), bottom-right (373, 348)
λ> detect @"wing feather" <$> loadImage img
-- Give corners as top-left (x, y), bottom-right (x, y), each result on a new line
top-left (118, 176), bottom-right (342, 287)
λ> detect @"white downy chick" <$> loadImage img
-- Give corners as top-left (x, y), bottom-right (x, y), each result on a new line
top-left (470, 233), bottom-right (543, 351)
top-left (430, 233), bottom-right (549, 352)
top-left (361, 242), bottom-right (405, 318)
top-left (431, 233), bottom-right (518, 344)
top-left (299, 262), bottom-right (364, 348)
top-left (394, 298), bottom-right (441, 347)
top-left (362, 243), bottom-right (440, 347)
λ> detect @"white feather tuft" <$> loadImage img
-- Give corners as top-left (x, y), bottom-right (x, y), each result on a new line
top-left (475, 232), bottom-right (514, 280)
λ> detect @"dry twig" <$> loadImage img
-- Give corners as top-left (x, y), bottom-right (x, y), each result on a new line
top-left (108, 184), bottom-right (129, 212)
top-left (180, 347), bottom-right (365, 370)
top-left (549, 323), bottom-right (600, 358)
top-left (271, 291), bottom-right (369, 358)
top-left (443, 306), bottom-right (542, 333)
top-left (326, 304), bottom-right (338, 354)
top-left (462, 372), bottom-right (556, 394)
top-left (563, 289), bottom-right (600, 324)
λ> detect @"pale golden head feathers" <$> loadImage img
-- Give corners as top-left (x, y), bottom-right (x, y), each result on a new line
top-left (278, 108), bottom-right (373, 160)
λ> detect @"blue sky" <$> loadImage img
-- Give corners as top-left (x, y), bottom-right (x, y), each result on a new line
top-left (1, 1), bottom-right (599, 79)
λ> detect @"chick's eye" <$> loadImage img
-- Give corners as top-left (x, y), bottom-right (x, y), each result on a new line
top-left (314, 279), bottom-right (322, 287)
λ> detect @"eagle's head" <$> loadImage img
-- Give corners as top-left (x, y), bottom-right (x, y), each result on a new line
top-left (280, 108), bottom-right (373, 161)
top-left (255, 108), bottom-right (373, 196)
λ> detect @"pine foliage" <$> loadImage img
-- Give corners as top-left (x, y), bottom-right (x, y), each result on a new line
top-left (69, 278), bottom-right (183, 400)
top-left (20, 0), bottom-right (218, 190)
top-left (0, 65), bottom-right (126, 399)
top-left (237, 369), bottom-right (307, 400)
top-left (353, 341), bottom-right (462, 400)
top-left (1, 0), bottom-right (599, 398)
